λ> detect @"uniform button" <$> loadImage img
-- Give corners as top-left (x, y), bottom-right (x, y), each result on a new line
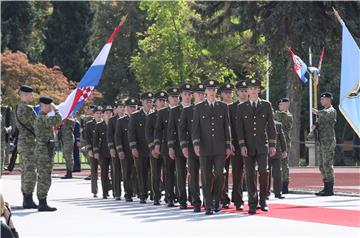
top-left (212, 128), bottom-right (214, 131)
top-left (254, 122), bottom-right (256, 125)
top-left (212, 117), bottom-right (214, 119)
top-left (212, 134), bottom-right (214, 137)
top-left (254, 128), bottom-right (256, 130)
top-left (254, 133), bottom-right (256, 136)
top-left (254, 116), bottom-right (256, 119)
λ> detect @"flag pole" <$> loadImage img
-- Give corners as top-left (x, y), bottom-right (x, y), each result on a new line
top-left (266, 53), bottom-right (270, 101)
top-left (309, 47), bottom-right (313, 128)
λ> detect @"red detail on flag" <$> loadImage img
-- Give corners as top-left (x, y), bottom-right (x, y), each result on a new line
top-left (318, 47), bottom-right (325, 74)
top-left (106, 15), bottom-right (128, 44)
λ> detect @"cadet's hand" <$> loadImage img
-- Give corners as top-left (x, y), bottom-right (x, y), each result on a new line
top-left (312, 108), bottom-right (318, 115)
top-left (118, 151), bottom-right (125, 160)
top-left (241, 146), bottom-right (248, 157)
top-left (151, 149), bottom-right (159, 159)
top-left (169, 148), bottom-right (175, 160)
top-left (311, 125), bottom-right (316, 130)
top-left (110, 149), bottom-right (116, 158)
top-left (94, 153), bottom-right (100, 160)
top-left (194, 145), bottom-right (200, 157)
top-left (76, 142), bottom-right (81, 148)
top-left (154, 145), bottom-right (160, 156)
top-left (230, 144), bottom-right (236, 156)
top-left (132, 148), bottom-right (139, 158)
top-left (182, 147), bottom-right (189, 159)
top-left (88, 150), bottom-right (93, 158)
top-left (225, 148), bottom-right (232, 159)
top-left (281, 151), bottom-right (288, 159)
top-left (269, 147), bottom-right (276, 157)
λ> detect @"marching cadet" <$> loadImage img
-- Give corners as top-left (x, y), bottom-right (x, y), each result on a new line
top-left (84, 105), bottom-right (102, 198)
top-left (93, 106), bottom-right (113, 199)
top-left (218, 82), bottom-right (234, 209)
top-left (59, 117), bottom-right (75, 179)
top-left (168, 84), bottom-right (192, 209)
top-left (115, 98), bottom-right (138, 202)
top-left (192, 79), bottom-right (232, 215)
top-left (229, 79), bottom-right (248, 210)
top-left (146, 91), bottom-right (167, 205)
top-left (312, 92), bottom-right (337, 196)
top-left (107, 100), bottom-right (124, 200)
top-left (179, 83), bottom-right (205, 212)
top-left (268, 121), bottom-right (287, 199)
top-left (154, 87), bottom-right (180, 207)
top-left (236, 78), bottom-right (276, 214)
top-left (274, 98), bottom-right (293, 194)
top-left (15, 85), bottom-right (38, 209)
top-left (34, 96), bottom-right (62, 211)
top-left (128, 93), bottom-right (153, 203)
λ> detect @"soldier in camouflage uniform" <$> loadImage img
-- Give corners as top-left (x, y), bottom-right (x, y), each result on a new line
top-left (34, 96), bottom-right (62, 211)
top-left (274, 98), bottom-right (293, 194)
top-left (312, 92), bottom-right (337, 196)
top-left (15, 85), bottom-right (38, 209)
top-left (59, 117), bottom-right (75, 179)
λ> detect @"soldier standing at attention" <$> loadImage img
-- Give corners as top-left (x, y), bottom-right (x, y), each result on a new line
top-left (128, 93), bottom-right (153, 203)
top-left (115, 98), bottom-right (138, 202)
top-left (1, 94), bottom-right (13, 177)
top-left (229, 79), bottom-right (248, 210)
top-left (312, 92), bottom-right (337, 196)
top-left (85, 106), bottom-right (102, 197)
top-left (146, 91), bottom-right (167, 205)
top-left (274, 98), bottom-right (293, 194)
top-left (154, 88), bottom-right (180, 207)
top-left (218, 82), bottom-right (234, 209)
top-left (93, 106), bottom-right (113, 199)
top-left (34, 96), bottom-right (62, 211)
top-left (192, 79), bottom-right (232, 215)
top-left (15, 85), bottom-right (38, 209)
top-left (59, 117), bottom-right (75, 179)
top-left (107, 101), bottom-right (124, 200)
top-left (236, 78), bottom-right (276, 215)
top-left (179, 83), bottom-right (205, 212)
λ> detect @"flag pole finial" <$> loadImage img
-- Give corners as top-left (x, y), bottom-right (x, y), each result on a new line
top-left (332, 7), bottom-right (343, 24)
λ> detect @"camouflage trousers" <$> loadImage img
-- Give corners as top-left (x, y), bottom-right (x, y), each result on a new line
top-left (317, 140), bottom-right (335, 183)
top-left (61, 141), bottom-right (74, 171)
top-left (35, 144), bottom-right (54, 199)
top-left (18, 146), bottom-right (37, 195)
top-left (281, 143), bottom-right (290, 183)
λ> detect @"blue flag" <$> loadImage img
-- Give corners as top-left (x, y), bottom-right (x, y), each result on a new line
top-left (339, 20), bottom-right (360, 137)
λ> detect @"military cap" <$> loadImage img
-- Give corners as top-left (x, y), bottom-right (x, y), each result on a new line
top-left (19, 85), bottom-right (33, 93)
top-left (219, 83), bottom-right (234, 92)
top-left (320, 92), bottom-right (333, 99)
top-left (104, 105), bottom-right (113, 112)
top-left (39, 96), bottom-right (53, 104)
top-left (180, 83), bottom-right (193, 93)
top-left (193, 83), bottom-right (205, 92)
top-left (167, 87), bottom-right (180, 96)
top-left (94, 105), bottom-right (103, 112)
top-left (279, 97), bottom-right (290, 103)
top-left (205, 79), bottom-right (219, 88)
top-left (141, 92), bottom-right (154, 100)
top-left (235, 80), bottom-right (248, 89)
top-left (247, 78), bottom-right (261, 87)
top-left (155, 91), bottom-right (168, 100)
top-left (114, 100), bottom-right (124, 107)
top-left (125, 98), bottom-right (138, 107)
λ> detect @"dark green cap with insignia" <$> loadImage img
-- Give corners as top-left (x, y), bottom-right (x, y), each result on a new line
top-left (20, 85), bottom-right (33, 93)
top-left (247, 78), bottom-right (261, 87)
top-left (125, 98), bottom-right (138, 107)
top-left (94, 105), bottom-right (103, 112)
top-left (219, 83), bottom-right (234, 92)
top-left (180, 83), bottom-right (192, 93)
top-left (205, 79), bottom-right (219, 88)
top-left (320, 92), bottom-right (333, 99)
top-left (141, 92), bottom-right (154, 100)
top-left (39, 96), bottom-right (53, 104)
top-left (155, 91), bottom-right (168, 100)
top-left (104, 105), bottom-right (113, 112)
top-left (167, 87), bottom-right (180, 96)
top-left (193, 83), bottom-right (205, 92)
top-left (279, 97), bottom-right (289, 103)
top-left (235, 80), bottom-right (248, 89)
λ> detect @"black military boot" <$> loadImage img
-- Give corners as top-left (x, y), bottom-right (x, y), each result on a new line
top-left (315, 182), bottom-right (327, 196)
top-left (38, 198), bottom-right (57, 212)
top-left (22, 193), bottom-right (38, 209)
top-left (320, 182), bottom-right (334, 196)
top-left (282, 182), bottom-right (289, 194)
top-left (61, 170), bottom-right (73, 179)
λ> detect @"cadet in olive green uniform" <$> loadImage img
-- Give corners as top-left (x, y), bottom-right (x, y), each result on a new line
top-left (93, 106), bottom-right (113, 199)
top-left (154, 88), bottom-right (180, 207)
top-left (34, 96), bottom-right (62, 211)
top-left (236, 78), bottom-right (277, 215)
top-left (85, 106), bottom-right (102, 197)
top-left (146, 92), bottom-right (167, 205)
top-left (128, 93), bottom-right (153, 203)
top-left (228, 79), bottom-right (248, 210)
top-left (107, 101), bottom-right (123, 200)
top-left (15, 85), bottom-right (38, 209)
top-left (1, 98), bottom-right (13, 177)
top-left (192, 80), bottom-right (232, 215)
top-left (312, 92), bottom-right (337, 196)
top-left (59, 117), bottom-right (75, 179)
top-left (179, 83), bottom-right (205, 212)
top-left (219, 82), bottom-right (234, 209)
top-left (274, 98), bottom-right (293, 193)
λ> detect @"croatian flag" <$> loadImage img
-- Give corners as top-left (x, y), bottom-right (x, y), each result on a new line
top-left (57, 16), bottom-right (127, 119)
top-left (288, 48), bottom-right (308, 83)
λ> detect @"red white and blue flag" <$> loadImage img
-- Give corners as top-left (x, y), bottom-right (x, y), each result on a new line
top-left (288, 48), bottom-right (308, 84)
top-left (57, 16), bottom-right (127, 119)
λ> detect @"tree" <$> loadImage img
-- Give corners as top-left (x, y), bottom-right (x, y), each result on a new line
top-left (42, 1), bottom-right (93, 82)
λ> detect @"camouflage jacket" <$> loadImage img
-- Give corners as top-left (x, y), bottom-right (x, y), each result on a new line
top-left (274, 110), bottom-right (293, 144)
top-left (59, 118), bottom-right (75, 142)
top-left (34, 110), bottom-right (62, 144)
top-left (15, 101), bottom-right (36, 149)
top-left (317, 105), bottom-right (337, 142)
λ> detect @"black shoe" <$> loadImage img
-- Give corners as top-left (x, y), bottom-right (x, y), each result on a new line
top-left (125, 197), bottom-right (133, 202)
top-left (194, 206), bottom-right (201, 213)
top-left (22, 193), bottom-right (38, 209)
top-left (236, 204), bottom-right (244, 211)
top-left (84, 175), bottom-right (91, 180)
top-left (72, 169), bottom-right (81, 172)
top-left (315, 182), bottom-right (327, 196)
top-left (115, 197), bottom-right (121, 200)
top-left (282, 182), bottom-right (289, 194)
top-left (140, 198), bottom-right (146, 204)
top-left (248, 207), bottom-right (256, 215)
top-left (93, 194), bottom-right (97, 198)
top-left (167, 201), bottom-right (175, 207)
top-left (214, 201), bottom-right (221, 213)
top-left (275, 194), bottom-right (285, 199)
top-left (61, 171), bottom-right (73, 179)
top-left (154, 200), bottom-right (160, 205)
top-left (205, 209), bottom-right (214, 215)
top-left (260, 202), bottom-right (269, 212)
top-left (319, 182), bottom-right (334, 196)
top-left (180, 203), bottom-right (188, 209)
top-left (222, 202), bottom-right (230, 209)
top-left (103, 195), bottom-right (108, 199)
top-left (38, 198), bottom-right (57, 212)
